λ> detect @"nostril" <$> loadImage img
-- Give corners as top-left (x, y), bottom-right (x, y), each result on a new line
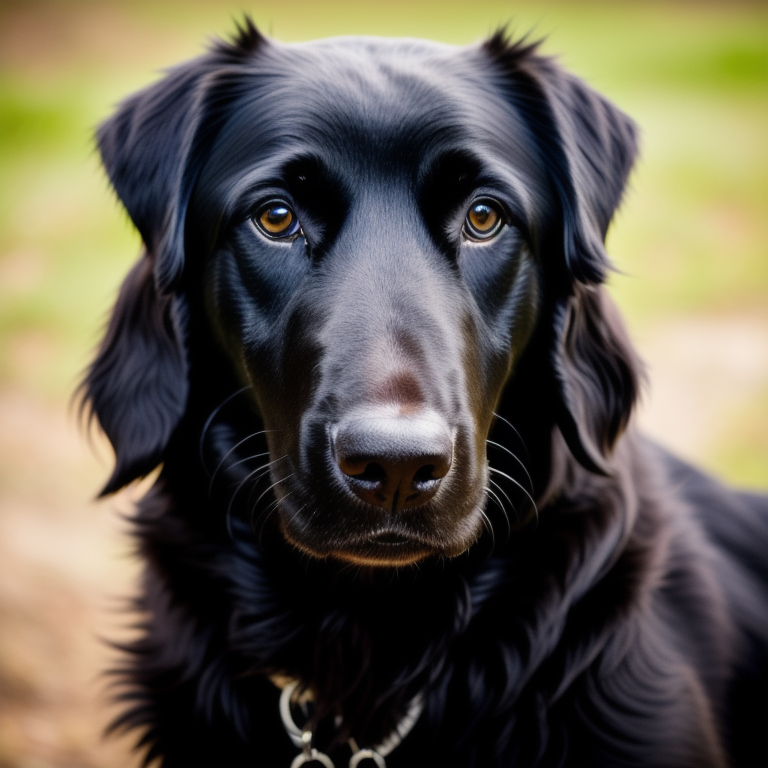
top-left (412, 464), bottom-right (441, 490)
top-left (332, 409), bottom-right (454, 511)
top-left (338, 459), bottom-right (387, 488)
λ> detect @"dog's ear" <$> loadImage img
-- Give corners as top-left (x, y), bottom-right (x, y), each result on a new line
top-left (82, 20), bottom-right (265, 494)
top-left (552, 286), bottom-right (641, 474)
top-left (542, 65), bottom-right (638, 286)
top-left (97, 18), bottom-right (265, 292)
top-left (485, 32), bottom-right (638, 285)
top-left (486, 33), bottom-right (641, 471)
top-left (80, 256), bottom-right (188, 495)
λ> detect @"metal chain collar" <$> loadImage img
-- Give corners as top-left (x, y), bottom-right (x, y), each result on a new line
top-left (279, 680), bottom-right (423, 768)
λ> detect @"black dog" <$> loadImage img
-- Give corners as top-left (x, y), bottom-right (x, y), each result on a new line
top-left (82, 20), bottom-right (768, 768)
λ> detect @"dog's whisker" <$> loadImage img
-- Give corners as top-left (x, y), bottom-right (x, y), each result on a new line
top-left (208, 431), bottom-right (274, 494)
top-left (491, 412), bottom-right (531, 462)
top-left (224, 464), bottom-right (272, 519)
top-left (251, 472), bottom-right (295, 516)
top-left (488, 466), bottom-right (538, 518)
top-left (243, 454), bottom-right (291, 511)
top-left (223, 450), bottom-right (271, 475)
top-left (486, 439), bottom-right (534, 493)
top-left (489, 477), bottom-right (522, 533)
top-left (479, 508), bottom-right (496, 549)
top-left (488, 476), bottom-right (516, 515)
top-left (484, 483), bottom-right (505, 512)
top-left (487, 485), bottom-right (512, 538)
top-left (255, 494), bottom-right (283, 524)
top-left (255, 494), bottom-right (298, 545)
top-left (484, 485), bottom-right (511, 540)
top-left (277, 497), bottom-right (313, 549)
top-left (198, 385), bottom-right (253, 471)
top-left (491, 477), bottom-right (536, 531)
top-left (226, 454), bottom-right (289, 521)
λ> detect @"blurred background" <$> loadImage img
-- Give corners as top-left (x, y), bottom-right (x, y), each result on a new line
top-left (0, 0), bottom-right (766, 766)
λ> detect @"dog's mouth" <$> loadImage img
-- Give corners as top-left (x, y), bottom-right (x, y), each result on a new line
top-left (281, 505), bottom-right (483, 567)
top-left (331, 532), bottom-right (434, 566)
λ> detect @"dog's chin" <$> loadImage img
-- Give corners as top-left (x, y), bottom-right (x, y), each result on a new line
top-left (332, 545), bottom-right (433, 568)
top-left (282, 526), bottom-right (481, 568)
top-left (282, 531), bottom-right (433, 567)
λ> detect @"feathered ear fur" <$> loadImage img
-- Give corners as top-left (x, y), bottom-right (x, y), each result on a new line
top-left (97, 18), bottom-right (265, 293)
top-left (80, 256), bottom-right (188, 495)
top-left (82, 19), bottom-right (265, 493)
top-left (552, 286), bottom-right (641, 474)
top-left (486, 32), bottom-right (641, 472)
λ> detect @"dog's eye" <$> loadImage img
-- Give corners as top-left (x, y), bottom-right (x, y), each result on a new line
top-left (463, 200), bottom-right (504, 241)
top-left (252, 202), bottom-right (301, 240)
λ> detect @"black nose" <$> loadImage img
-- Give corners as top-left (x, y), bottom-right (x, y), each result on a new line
top-left (332, 410), bottom-right (453, 511)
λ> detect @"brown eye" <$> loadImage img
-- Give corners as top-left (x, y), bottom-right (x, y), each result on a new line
top-left (464, 199), bottom-right (504, 241)
top-left (252, 201), bottom-right (301, 239)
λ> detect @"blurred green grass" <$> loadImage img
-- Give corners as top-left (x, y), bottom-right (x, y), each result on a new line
top-left (1, 0), bottom-right (766, 483)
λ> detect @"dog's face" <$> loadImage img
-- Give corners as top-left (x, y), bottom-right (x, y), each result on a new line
top-left (85, 24), bottom-right (640, 567)
top-left (195, 37), bottom-right (548, 565)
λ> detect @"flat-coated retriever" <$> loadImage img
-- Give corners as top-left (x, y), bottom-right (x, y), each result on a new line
top-left (81, 20), bottom-right (768, 768)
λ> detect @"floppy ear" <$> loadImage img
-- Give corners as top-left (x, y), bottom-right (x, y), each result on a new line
top-left (97, 18), bottom-right (265, 292)
top-left (541, 65), bottom-right (638, 287)
top-left (486, 33), bottom-right (641, 471)
top-left (552, 286), bottom-right (641, 474)
top-left (545, 66), bottom-right (641, 472)
top-left (80, 255), bottom-right (188, 495)
top-left (82, 20), bottom-right (265, 494)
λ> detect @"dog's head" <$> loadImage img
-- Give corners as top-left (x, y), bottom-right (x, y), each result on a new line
top-left (83, 21), bottom-right (640, 566)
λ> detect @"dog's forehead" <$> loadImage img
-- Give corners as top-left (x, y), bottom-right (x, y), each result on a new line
top-left (257, 36), bottom-right (487, 124)
top-left (205, 36), bottom-right (542, 190)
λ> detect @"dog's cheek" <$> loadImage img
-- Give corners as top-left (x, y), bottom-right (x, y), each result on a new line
top-left (203, 250), bottom-right (269, 376)
top-left (460, 241), bottom-right (542, 414)
top-left (202, 240), bottom-right (311, 412)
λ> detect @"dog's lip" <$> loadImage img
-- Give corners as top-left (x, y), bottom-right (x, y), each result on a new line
top-left (367, 531), bottom-right (413, 546)
top-left (332, 532), bottom-right (434, 566)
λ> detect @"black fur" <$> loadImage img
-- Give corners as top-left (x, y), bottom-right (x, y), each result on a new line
top-left (81, 21), bottom-right (768, 768)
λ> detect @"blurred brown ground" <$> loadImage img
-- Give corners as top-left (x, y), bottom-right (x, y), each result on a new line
top-left (0, 391), bottom-right (144, 768)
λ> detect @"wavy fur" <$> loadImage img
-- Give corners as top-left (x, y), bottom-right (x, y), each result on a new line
top-left (82, 20), bottom-right (768, 768)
